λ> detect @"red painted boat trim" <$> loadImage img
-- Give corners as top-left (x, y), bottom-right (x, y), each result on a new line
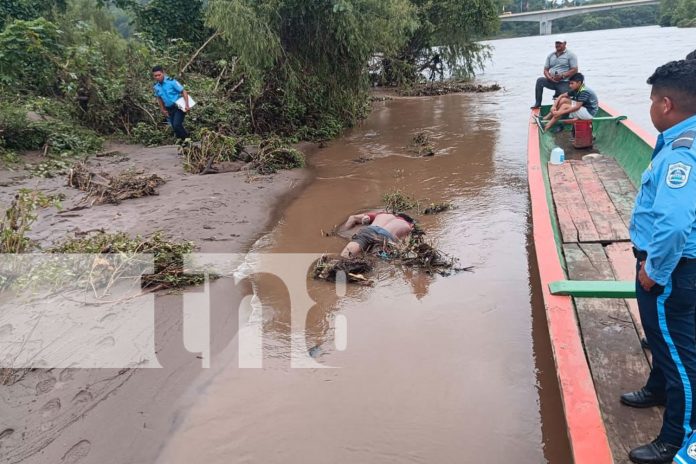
top-left (527, 110), bottom-right (614, 464)
top-left (601, 102), bottom-right (656, 147)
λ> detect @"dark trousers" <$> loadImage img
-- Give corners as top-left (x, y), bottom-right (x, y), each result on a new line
top-left (534, 77), bottom-right (570, 106)
top-left (637, 259), bottom-right (696, 446)
top-left (166, 106), bottom-right (189, 140)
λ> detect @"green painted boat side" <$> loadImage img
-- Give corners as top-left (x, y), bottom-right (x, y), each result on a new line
top-left (529, 103), bottom-right (655, 464)
top-left (549, 280), bottom-right (636, 298)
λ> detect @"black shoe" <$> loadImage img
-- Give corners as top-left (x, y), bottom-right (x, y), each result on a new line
top-left (621, 388), bottom-right (666, 408)
top-left (641, 337), bottom-right (650, 350)
top-left (629, 438), bottom-right (679, 464)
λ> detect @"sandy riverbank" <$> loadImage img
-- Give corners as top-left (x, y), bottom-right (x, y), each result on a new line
top-left (0, 142), bottom-right (314, 464)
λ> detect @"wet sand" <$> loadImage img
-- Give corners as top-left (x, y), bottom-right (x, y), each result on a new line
top-left (0, 143), bottom-right (312, 464)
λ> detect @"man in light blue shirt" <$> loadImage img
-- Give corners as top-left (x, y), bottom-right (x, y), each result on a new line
top-left (152, 65), bottom-right (190, 140)
top-left (531, 38), bottom-right (578, 109)
top-left (620, 60), bottom-right (696, 464)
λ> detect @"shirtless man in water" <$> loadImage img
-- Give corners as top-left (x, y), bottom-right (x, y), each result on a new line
top-left (340, 211), bottom-right (415, 258)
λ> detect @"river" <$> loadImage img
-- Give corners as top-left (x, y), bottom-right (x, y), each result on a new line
top-left (155, 26), bottom-right (696, 464)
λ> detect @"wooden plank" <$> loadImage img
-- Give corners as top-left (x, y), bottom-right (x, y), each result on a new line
top-left (564, 243), bottom-right (662, 463)
top-left (529, 115), bottom-right (614, 464)
top-left (571, 160), bottom-right (630, 242)
top-left (548, 162), bottom-right (600, 243)
top-left (549, 279), bottom-right (635, 298)
top-left (605, 242), bottom-right (649, 363)
top-left (593, 158), bottom-right (637, 230)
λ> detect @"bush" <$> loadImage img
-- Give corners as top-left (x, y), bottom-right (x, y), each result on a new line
top-left (0, 18), bottom-right (64, 95)
top-left (132, 122), bottom-right (175, 146)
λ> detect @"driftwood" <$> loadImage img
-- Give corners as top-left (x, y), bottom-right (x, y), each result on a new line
top-left (67, 162), bottom-right (165, 205)
top-left (400, 81), bottom-right (501, 97)
top-left (312, 256), bottom-right (374, 285)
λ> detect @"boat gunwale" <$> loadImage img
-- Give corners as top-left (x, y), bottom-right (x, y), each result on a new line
top-left (527, 108), bottom-right (614, 464)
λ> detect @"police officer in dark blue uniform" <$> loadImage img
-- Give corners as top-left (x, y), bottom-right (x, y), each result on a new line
top-left (620, 60), bottom-right (696, 464)
top-left (152, 65), bottom-right (190, 141)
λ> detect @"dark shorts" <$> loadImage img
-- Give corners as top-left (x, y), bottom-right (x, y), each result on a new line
top-left (351, 225), bottom-right (396, 252)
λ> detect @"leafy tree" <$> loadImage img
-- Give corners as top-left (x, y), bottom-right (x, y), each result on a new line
top-left (135, 0), bottom-right (207, 44)
top-left (0, 18), bottom-right (64, 94)
top-left (382, 0), bottom-right (499, 84)
top-left (206, 0), bottom-right (417, 131)
top-left (0, 0), bottom-right (67, 29)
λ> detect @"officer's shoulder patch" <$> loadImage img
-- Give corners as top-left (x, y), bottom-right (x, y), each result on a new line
top-left (673, 130), bottom-right (696, 149)
top-left (688, 441), bottom-right (696, 459)
top-left (666, 162), bottom-right (692, 188)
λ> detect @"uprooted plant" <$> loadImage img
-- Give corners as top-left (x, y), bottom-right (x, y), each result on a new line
top-left (410, 130), bottom-right (435, 157)
top-left (50, 231), bottom-right (207, 291)
top-left (179, 128), bottom-right (239, 174)
top-left (382, 190), bottom-right (418, 213)
top-left (0, 189), bottom-right (62, 253)
top-left (312, 255), bottom-right (374, 286)
top-left (249, 137), bottom-right (305, 175)
top-left (67, 162), bottom-right (165, 205)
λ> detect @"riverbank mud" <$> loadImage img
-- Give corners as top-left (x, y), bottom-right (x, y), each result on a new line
top-left (0, 142), bottom-right (313, 464)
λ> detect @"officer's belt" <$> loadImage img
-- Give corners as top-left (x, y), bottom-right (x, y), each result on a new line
top-left (632, 246), bottom-right (696, 264)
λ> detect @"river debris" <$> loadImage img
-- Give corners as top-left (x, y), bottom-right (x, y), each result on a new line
top-left (400, 81), bottom-right (501, 97)
top-left (179, 128), bottom-right (238, 174)
top-left (410, 130), bottom-right (435, 156)
top-left (179, 130), bottom-right (305, 175)
top-left (0, 189), bottom-right (62, 253)
top-left (51, 231), bottom-right (206, 290)
top-left (352, 155), bottom-right (374, 164)
top-left (422, 201), bottom-right (455, 215)
top-left (382, 190), bottom-right (417, 213)
top-left (249, 137), bottom-right (305, 175)
top-left (312, 255), bottom-right (374, 285)
top-left (67, 162), bottom-right (165, 205)
top-left (313, 221), bottom-right (472, 285)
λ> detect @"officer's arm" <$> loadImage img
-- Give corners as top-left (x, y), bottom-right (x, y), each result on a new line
top-left (645, 152), bottom-right (696, 285)
top-left (156, 96), bottom-right (167, 115)
top-left (182, 90), bottom-right (190, 111)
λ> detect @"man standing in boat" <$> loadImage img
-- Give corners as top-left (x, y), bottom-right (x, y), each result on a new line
top-left (621, 59), bottom-right (696, 464)
top-left (531, 37), bottom-right (578, 109)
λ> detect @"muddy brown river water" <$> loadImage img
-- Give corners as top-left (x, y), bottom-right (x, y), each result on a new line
top-left (155, 26), bottom-right (696, 464)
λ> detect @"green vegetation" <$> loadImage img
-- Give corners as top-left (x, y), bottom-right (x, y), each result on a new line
top-left (0, 189), bottom-right (62, 253)
top-left (0, 0), bottom-right (499, 174)
top-left (659, 0), bottom-right (696, 27)
top-left (52, 231), bottom-right (205, 289)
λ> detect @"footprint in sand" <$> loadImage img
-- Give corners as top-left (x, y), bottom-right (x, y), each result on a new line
top-left (61, 440), bottom-right (91, 464)
top-left (0, 428), bottom-right (14, 441)
top-left (35, 377), bottom-right (57, 395)
top-left (0, 324), bottom-right (12, 337)
top-left (72, 390), bottom-right (93, 406)
top-left (59, 368), bottom-right (75, 382)
top-left (39, 398), bottom-right (61, 418)
top-left (97, 336), bottom-right (115, 348)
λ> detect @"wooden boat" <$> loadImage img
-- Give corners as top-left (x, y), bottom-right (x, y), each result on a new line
top-left (528, 105), bottom-right (662, 464)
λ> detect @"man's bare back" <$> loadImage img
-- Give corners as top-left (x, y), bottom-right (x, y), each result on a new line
top-left (340, 211), bottom-right (414, 258)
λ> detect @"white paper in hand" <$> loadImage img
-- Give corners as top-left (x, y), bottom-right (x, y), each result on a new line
top-left (175, 96), bottom-right (196, 112)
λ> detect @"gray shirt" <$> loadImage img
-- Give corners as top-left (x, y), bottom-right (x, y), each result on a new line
top-left (544, 50), bottom-right (578, 81)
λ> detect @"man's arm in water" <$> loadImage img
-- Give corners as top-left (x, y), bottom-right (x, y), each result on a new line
top-left (343, 214), bottom-right (370, 229)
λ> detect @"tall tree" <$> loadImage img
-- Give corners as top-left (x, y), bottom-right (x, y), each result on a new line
top-left (206, 0), bottom-right (417, 127)
top-left (383, 0), bottom-right (500, 84)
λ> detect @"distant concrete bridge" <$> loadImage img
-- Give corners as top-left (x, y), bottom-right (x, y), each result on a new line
top-left (499, 0), bottom-right (659, 35)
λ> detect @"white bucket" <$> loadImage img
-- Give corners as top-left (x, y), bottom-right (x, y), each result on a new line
top-left (550, 147), bottom-right (565, 165)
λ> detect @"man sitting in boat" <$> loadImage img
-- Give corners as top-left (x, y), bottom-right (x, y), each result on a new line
top-left (541, 73), bottom-right (599, 133)
top-left (340, 211), bottom-right (415, 258)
